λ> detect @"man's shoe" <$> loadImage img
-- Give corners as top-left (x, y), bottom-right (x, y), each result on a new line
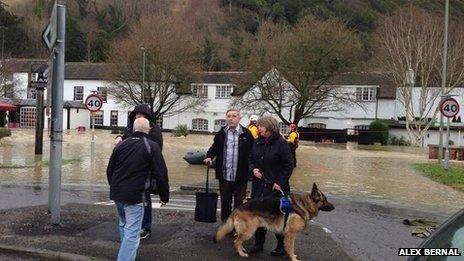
top-left (248, 244), bottom-right (264, 254)
top-left (270, 246), bottom-right (286, 256)
top-left (140, 229), bottom-right (151, 240)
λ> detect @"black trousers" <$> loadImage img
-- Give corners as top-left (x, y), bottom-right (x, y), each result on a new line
top-left (252, 182), bottom-right (285, 248)
top-left (289, 143), bottom-right (297, 167)
top-left (219, 180), bottom-right (247, 221)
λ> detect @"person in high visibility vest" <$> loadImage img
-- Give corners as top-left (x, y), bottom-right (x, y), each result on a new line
top-left (248, 115), bottom-right (259, 139)
top-left (287, 123), bottom-right (299, 167)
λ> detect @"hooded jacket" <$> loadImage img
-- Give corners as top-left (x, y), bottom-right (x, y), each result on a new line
top-left (121, 104), bottom-right (163, 150)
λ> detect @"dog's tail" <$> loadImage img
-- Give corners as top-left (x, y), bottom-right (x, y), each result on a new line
top-left (214, 214), bottom-right (235, 242)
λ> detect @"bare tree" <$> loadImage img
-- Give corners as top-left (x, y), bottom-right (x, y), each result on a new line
top-left (375, 7), bottom-right (464, 146)
top-left (105, 15), bottom-right (202, 120)
top-left (232, 17), bottom-right (362, 125)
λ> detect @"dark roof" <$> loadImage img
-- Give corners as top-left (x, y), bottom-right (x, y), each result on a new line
top-left (196, 72), bottom-right (249, 84)
top-left (328, 72), bottom-right (396, 99)
top-left (12, 99), bottom-right (85, 109)
top-left (65, 63), bottom-right (109, 80)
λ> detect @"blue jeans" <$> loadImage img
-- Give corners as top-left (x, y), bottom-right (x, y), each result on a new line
top-left (116, 201), bottom-right (144, 261)
top-left (142, 191), bottom-right (152, 232)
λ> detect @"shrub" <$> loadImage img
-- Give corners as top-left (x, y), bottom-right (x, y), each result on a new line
top-left (0, 127), bottom-right (11, 139)
top-left (173, 124), bottom-right (189, 137)
top-left (369, 120), bottom-right (389, 145)
top-left (388, 135), bottom-right (411, 146)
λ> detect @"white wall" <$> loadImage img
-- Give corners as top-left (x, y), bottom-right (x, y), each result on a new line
top-left (390, 128), bottom-right (464, 147)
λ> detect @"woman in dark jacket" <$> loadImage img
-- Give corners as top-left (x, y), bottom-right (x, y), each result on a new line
top-left (248, 116), bottom-right (294, 256)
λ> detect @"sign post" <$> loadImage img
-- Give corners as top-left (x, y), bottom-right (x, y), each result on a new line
top-left (440, 96), bottom-right (460, 170)
top-left (85, 93), bottom-right (103, 157)
top-left (32, 67), bottom-right (48, 155)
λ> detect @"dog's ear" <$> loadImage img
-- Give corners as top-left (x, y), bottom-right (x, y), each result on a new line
top-left (311, 183), bottom-right (318, 199)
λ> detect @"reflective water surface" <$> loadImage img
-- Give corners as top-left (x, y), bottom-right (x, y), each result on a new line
top-left (1, 129), bottom-right (463, 213)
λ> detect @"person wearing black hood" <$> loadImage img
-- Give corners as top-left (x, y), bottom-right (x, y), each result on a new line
top-left (248, 115), bottom-right (294, 257)
top-left (115, 104), bottom-right (163, 240)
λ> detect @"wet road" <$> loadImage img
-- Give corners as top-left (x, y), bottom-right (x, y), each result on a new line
top-left (1, 129), bottom-right (464, 214)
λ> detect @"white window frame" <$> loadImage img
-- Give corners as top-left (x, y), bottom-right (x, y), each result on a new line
top-left (279, 122), bottom-right (289, 135)
top-left (215, 85), bottom-right (232, 99)
top-left (191, 84), bottom-right (208, 98)
top-left (355, 87), bottom-right (376, 101)
top-left (93, 111), bottom-right (104, 126)
top-left (110, 110), bottom-right (118, 126)
top-left (214, 119), bottom-right (226, 131)
top-left (74, 86), bottom-right (84, 101)
top-left (192, 118), bottom-right (208, 131)
top-left (20, 107), bottom-right (36, 128)
top-left (97, 87), bottom-right (108, 102)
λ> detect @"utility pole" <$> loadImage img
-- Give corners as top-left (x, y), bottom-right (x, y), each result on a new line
top-left (48, 1), bottom-right (65, 225)
top-left (438, 0), bottom-right (450, 165)
top-left (33, 64), bottom-right (47, 155)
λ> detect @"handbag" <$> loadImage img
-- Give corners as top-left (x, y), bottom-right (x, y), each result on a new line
top-left (194, 165), bottom-right (218, 223)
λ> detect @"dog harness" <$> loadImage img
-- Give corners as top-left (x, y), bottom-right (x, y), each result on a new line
top-left (280, 196), bottom-right (294, 231)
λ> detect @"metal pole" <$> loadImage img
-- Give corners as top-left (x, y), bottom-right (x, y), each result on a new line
top-left (439, 0), bottom-right (450, 165)
top-left (445, 117), bottom-right (450, 170)
top-left (35, 84), bottom-right (45, 155)
top-left (91, 112), bottom-right (95, 157)
top-left (48, 2), bottom-right (65, 225)
top-left (142, 47), bottom-right (146, 104)
top-left (1, 28), bottom-right (4, 61)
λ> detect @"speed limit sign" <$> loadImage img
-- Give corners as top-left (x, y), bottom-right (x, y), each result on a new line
top-left (440, 97), bottom-right (460, 118)
top-left (85, 94), bottom-right (103, 112)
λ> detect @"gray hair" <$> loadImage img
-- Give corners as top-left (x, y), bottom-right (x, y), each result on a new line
top-left (226, 108), bottom-right (241, 117)
top-left (133, 117), bottom-right (150, 134)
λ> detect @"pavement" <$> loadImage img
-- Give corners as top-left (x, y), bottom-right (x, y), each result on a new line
top-left (0, 183), bottom-right (454, 261)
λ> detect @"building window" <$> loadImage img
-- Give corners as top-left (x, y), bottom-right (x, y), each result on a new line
top-left (97, 87), bottom-right (107, 102)
top-left (355, 87), bottom-right (376, 101)
top-left (214, 119), bottom-right (226, 131)
top-left (308, 123), bottom-right (326, 129)
top-left (110, 110), bottom-right (118, 126)
top-left (354, 125), bottom-right (369, 130)
top-left (156, 116), bottom-right (163, 129)
top-left (74, 86), bottom-right (84, 101)
top-left (27, 87), bottom-right (36, 99)
top-left (92, 111), bottom-right (104, 126)
top-left (191, 84), bottom-right (208, 98)
top-left (215, 85), bottom-right (232, 99)
top-left (192, 118), bottom-right (208, 131)
top-left (20, 107), bottom-right (36, 128)
top-left (279, 122), bottom-right (289, 135)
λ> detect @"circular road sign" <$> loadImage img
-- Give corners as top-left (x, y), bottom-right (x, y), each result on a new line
top-left (85, 94), bottom-right (103, 112)
top-left (440, 97), bottom-right (460, 118)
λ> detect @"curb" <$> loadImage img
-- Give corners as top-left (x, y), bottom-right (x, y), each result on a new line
top-left (0, 244), bottom-right (108, 261)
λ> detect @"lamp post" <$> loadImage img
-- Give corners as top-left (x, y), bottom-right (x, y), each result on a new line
top-left (439, 0), bottom-right (450, 165)
top-left (141, 46), bottom-right (146, 104)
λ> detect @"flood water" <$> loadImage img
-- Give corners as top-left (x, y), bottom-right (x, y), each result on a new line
top-left (1, 129), bottom-right (463, 214)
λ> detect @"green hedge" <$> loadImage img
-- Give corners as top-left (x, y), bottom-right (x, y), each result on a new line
top-left (0, 128), bottom-right (11, 139)
top-left (173, 124), bottom-right (189, 137)
top-left (369, 120), bottom-right (389, 145)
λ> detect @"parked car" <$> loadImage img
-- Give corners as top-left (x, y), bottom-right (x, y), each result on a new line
top-left (408, 208), bottom-right (464, 261)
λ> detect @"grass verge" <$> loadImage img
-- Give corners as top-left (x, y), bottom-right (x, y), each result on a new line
top-left (414, 163), bottom-right (464, 192)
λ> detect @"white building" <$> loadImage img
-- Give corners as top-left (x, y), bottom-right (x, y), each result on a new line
top-left (2, 59), bottom-right (463, 147)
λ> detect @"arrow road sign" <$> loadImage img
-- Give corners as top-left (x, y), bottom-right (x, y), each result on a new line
top-left (41, 1), bottom-right (57, 50)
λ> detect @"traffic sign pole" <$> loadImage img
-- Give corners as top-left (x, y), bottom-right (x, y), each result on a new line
top-left (440, 96), bottom-right (460, 171)
top-left (85, 92), bottom-right (103, 158)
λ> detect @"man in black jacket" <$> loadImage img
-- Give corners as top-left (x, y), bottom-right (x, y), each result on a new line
top-left (115, 104), bottom-right (163, 240)
top-left (107, 118), bottom-right (169, 261)
top-left (204, 108), bottom-right (254, 221)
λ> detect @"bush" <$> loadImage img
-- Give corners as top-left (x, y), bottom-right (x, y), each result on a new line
top-left (0, 127), bottom-right (11, 139)
top-left (389, 135), bottom-right (411, 146)
top-left (369, 120), bottom-right (389, 145)
top-left (173, 124), bottom-right (189, 137)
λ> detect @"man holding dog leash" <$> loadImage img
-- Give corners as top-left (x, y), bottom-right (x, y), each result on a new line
top-left (204, 108), bottom-right (254, 222)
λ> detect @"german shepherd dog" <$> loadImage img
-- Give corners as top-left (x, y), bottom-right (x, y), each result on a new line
top-left (214, 183), bottom-right (334, 261)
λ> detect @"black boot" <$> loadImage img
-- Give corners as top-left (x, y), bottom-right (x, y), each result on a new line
top-left (248, 244), bottom-right (264, 254)
top-left (270, 235), bottom-right (286, 256)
